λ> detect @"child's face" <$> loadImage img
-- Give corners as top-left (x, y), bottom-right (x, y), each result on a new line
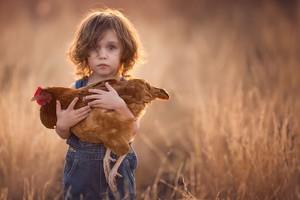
top-left (87, 29), bottom-right (122, 79)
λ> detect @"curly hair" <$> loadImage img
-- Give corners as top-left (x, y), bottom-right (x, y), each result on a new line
top-left (68, 8), bottom-right (144, 78)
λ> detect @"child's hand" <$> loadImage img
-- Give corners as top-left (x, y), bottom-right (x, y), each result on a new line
top-left (56, 97), bottom-right (91, 131)
top-left (85, 82), bottom-right (126, 111)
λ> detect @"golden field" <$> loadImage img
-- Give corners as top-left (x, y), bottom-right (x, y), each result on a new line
top-left (0, 1), bottom-right (299, 199)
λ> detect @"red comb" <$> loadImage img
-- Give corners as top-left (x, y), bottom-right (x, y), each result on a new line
top-left (34, 87), bottom-right (42, 96)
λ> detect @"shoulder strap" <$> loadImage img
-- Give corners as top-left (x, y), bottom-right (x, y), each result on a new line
top-left (120, 77), bottom-right (127, 82)
top-left (74, 77), bottom-right (88, 89)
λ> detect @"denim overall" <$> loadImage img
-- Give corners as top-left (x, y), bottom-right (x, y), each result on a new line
top-left (62, 77), bottom-right (138, 200)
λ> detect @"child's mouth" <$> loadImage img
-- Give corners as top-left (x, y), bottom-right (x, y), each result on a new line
top-left (97, 64), bottom-right (108, 68)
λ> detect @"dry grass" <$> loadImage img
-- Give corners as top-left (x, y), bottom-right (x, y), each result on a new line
top-left (0, 1), bottom-right (299, 199)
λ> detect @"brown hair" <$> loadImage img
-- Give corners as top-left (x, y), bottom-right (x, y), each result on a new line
top-left (68, 8), bottom-right (144, 78)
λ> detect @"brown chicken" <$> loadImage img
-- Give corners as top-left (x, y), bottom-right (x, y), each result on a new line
top-left (31, 78), bottom-right (169, 194)
top-left (32, 78), bottom-right (169, 154)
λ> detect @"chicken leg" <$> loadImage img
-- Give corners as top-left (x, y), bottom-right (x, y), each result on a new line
top-left (103, 149), bottom-right (126, 195)
top-left (103, 149), bottom-right (116, 181)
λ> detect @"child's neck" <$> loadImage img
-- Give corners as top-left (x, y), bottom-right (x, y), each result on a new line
top-left (87, 73), bottom-right (121, 85)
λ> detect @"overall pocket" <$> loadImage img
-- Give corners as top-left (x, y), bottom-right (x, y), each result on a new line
top-left (127, 150), bottom-right (138, 170)
top-left (124, 153), bottom-right (138, 183)
top-left (62, 147), bottom-right (78, 187)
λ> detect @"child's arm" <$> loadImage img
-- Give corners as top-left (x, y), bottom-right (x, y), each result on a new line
top-left (55, 98), bottom-right (91, 139)
top-left (55, 84), bottom-right (91, 139)
top-left (85, 82), bottom-right (140, 132)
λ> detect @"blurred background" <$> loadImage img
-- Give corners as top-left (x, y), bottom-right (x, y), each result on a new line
top-left (0, 0), bottom-right (300, 199)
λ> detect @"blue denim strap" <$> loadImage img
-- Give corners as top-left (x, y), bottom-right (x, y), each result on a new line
top-left (74, 77), bottom-right (88, 89)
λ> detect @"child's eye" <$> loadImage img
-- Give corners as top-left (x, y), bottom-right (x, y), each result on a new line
top-left (88, 45), bottom-right (98, 51)
top-left (107, 45), bottom-right (117, 51)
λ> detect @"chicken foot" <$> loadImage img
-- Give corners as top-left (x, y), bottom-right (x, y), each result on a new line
top-left (103, 149), bottom-right (116, 181)
top-left (103, 149), bottom-right (126, 196)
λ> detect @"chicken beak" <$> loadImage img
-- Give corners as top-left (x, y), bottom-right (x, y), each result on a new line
top-left (31, 96), bottom-right (37, 101)
top-left (152, 87), bottom-right (170, 100)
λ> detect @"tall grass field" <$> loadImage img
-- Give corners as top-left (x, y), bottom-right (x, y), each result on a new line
top-left (0, 1), bottom-right (299, 199)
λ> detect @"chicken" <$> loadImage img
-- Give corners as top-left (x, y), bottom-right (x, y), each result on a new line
top-left (31, 78), bottom-right (169, 194)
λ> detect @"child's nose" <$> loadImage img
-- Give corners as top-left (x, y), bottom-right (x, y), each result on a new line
top-left (97, 48), bottom-right (108, 59)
